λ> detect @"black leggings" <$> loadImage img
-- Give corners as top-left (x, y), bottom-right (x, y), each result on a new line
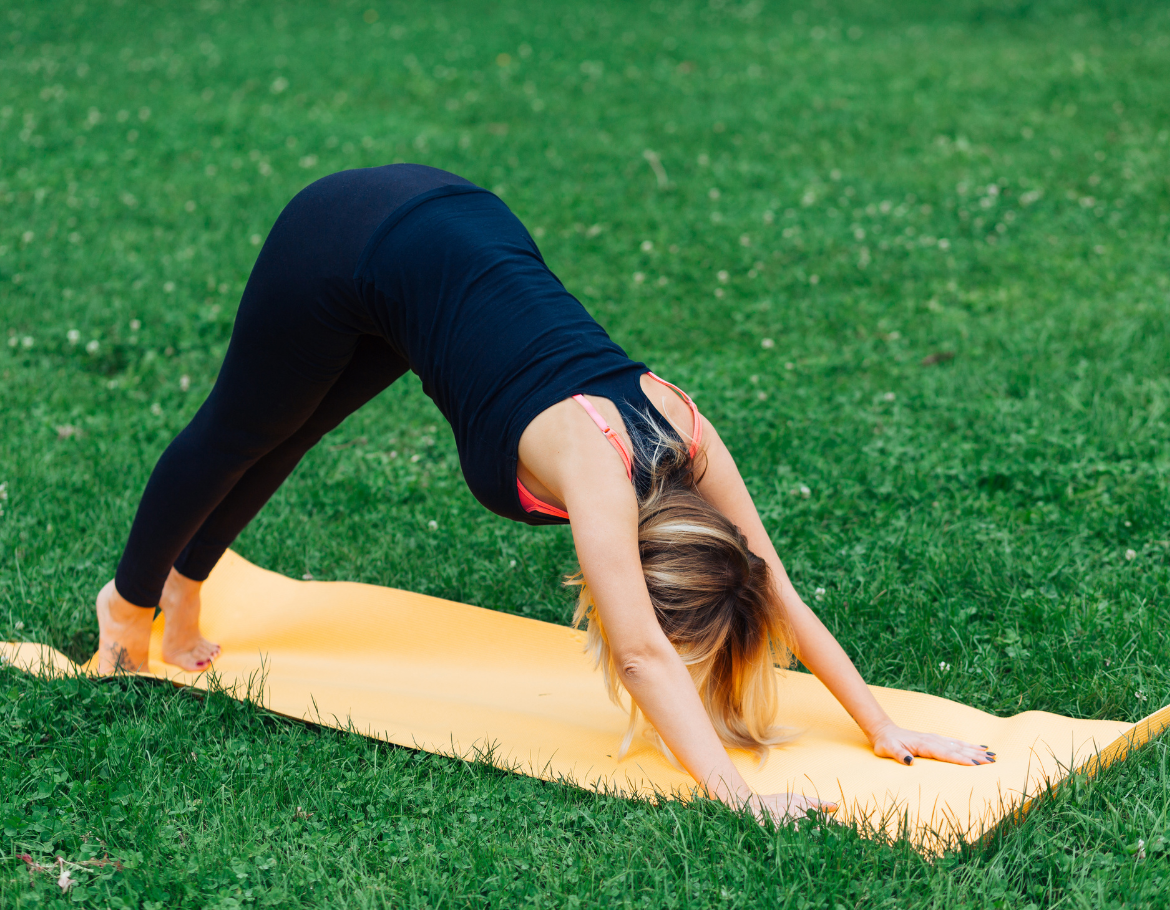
top-left (113, 162), bottom-right (634, 605)
top-left (114, 310), bottom-right (407, 608)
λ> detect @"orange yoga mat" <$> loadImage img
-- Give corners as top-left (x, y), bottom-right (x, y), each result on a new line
top-left (4, 549), bottom-right (1167, 852)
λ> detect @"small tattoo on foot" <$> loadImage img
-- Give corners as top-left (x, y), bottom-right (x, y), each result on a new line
top-left (110, 643), bottom-right (132, 672)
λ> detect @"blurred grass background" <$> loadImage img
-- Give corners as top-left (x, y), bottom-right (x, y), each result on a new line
top-left (1, 0), bottom-right (1169, 906)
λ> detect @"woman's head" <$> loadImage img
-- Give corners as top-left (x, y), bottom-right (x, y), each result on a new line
top-left (570, 421), bottom-right (796, 764)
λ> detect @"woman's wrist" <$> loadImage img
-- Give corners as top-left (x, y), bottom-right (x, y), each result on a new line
top-left (701, 769), bottom-right (754, 809)
top-left (859, 713), bottom-right (899, 745)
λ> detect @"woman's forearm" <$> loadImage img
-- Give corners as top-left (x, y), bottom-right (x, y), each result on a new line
top-left (774, 574), bottom-right (895, 742)
top-left (560, 463), bottom-right (756, 808)
top-left (617, 638), bottom-right (754, 804)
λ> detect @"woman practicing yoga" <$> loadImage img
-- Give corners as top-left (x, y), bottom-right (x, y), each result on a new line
top-left (96, 164), bottom-right (994, 822)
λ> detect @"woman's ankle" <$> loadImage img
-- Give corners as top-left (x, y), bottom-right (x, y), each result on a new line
top-left (105, 582), bottom-right (156, 621)
top-left (163, 567), bottom-right (203, 601)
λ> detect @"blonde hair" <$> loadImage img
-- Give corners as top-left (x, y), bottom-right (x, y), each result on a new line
top-left (569, 417), bottom-right (797, 766)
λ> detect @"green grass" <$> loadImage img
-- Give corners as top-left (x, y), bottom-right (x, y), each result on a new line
top-left (2, 0), bottom-right (1169, 905)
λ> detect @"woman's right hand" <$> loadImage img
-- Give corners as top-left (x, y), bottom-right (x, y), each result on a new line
top-left (743, 792), bottom-right (838, 825)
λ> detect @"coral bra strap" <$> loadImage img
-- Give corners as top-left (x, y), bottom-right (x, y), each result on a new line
top-left (645, 371), bottom-right (703, 457)
top-left (517, 376), bottom-right (704, 519)
top-left (569, 394), bottom-right (634, 481)
top-left (517, 478), bottom-right (568, 520)
top-left (514, 394), bottom-right (633, 521)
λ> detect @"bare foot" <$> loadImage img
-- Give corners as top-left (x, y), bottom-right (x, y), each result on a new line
top-left (159, 567), bottom-right (220, 671)
top-left (95, 579), bottom-right (154, 674)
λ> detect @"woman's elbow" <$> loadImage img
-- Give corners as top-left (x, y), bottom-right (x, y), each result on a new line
top-left (613, 639), bottom-right (675, 687)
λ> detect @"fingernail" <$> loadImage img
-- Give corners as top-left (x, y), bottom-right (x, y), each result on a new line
top-left (903, 755), bottom-right (913, 765)
top-left (987, 752), bottom-right (996, 757)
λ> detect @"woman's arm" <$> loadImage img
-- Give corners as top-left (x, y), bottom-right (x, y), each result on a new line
top-left (564, 471), bottom-right (837, 817)
top-left (695, 416), bottom-right (994, 767)
top-left (523, 399), bottom-right (835, 819)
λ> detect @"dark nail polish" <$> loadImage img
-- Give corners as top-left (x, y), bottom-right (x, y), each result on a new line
top-left (903, 755), bottom-right (913, 765)
top-left (987, 752), bottom-right (996, 757)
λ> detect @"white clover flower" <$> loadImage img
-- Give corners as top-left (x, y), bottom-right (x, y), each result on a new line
top-left (939, 661), bottom-right (951, 672)
top-left (151, 402), bottom-right (162, 416)
top-left (1126, 549), bottom-right (1137, 561)
top-left (814, 587), bottom-right (826, 601)
top-left (716, 270), bottom-right (729, 283)
top-left (708, 187), bottom-right (721, 200)
top-left (427, 520), bottom-right (438, 530)
top-left (761, 338), bottom-right (775, 349)
top-left (67, 329), bottom-right (80, 344)
top-left (633, 272), bottom-right (645, 283)
top-left (883, 392), bottom-right (896, 402)
top-left (164, 281), bottom-right (176, 293)
top-left (0, 482), bottom-right (7, 500)
top-left (130, 319), bottom-right (141, 331)
top-left (799, 485), bottom-right (811, 498)
top-left (85, 340), bottom-right (100, 353)
top-left (179, 375), bottom-right (190, 391)
top-left (509, 559), bottom-right (517, 568)
top-left (250, 234), bottom-right (262, 246)
top-left (640, 240), bottom-right (653, 252)
top-left (21, 336), bottom-right (33, 348)
top-left (14, 620), bottom-right (23, 630)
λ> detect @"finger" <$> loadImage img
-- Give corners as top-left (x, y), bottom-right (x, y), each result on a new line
top-left (802, 796), bottom-right (838, 814)
top-left (872, 741), bottom-right (916, 765)
top-left (912, 736), bottom-right (997, 766)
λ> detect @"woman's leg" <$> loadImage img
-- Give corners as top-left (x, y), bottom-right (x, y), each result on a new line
top-left (172, 334), bottom-right (408, 583)
top-left (97, 261), bottom-right (394, 672)
top-left (138, 334), bottom-right (407, 671)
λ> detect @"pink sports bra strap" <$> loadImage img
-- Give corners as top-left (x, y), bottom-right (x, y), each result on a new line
top-left (517, 376), bottom-right (705, 520)
top-left (571, 394), bottom-right (634, 481)
top-left (645, 371), bottom-right (703, 457)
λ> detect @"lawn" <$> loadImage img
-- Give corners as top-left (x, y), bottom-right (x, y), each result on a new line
top-left (2, 0), bottom-right (1169, 905)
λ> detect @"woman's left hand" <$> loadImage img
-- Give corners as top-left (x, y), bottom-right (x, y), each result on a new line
top-left (869, 723), bottom-right (996, 766)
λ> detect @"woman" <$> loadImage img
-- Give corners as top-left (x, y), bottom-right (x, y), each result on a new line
top-left (96, 164), bottom-right (994, 823)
